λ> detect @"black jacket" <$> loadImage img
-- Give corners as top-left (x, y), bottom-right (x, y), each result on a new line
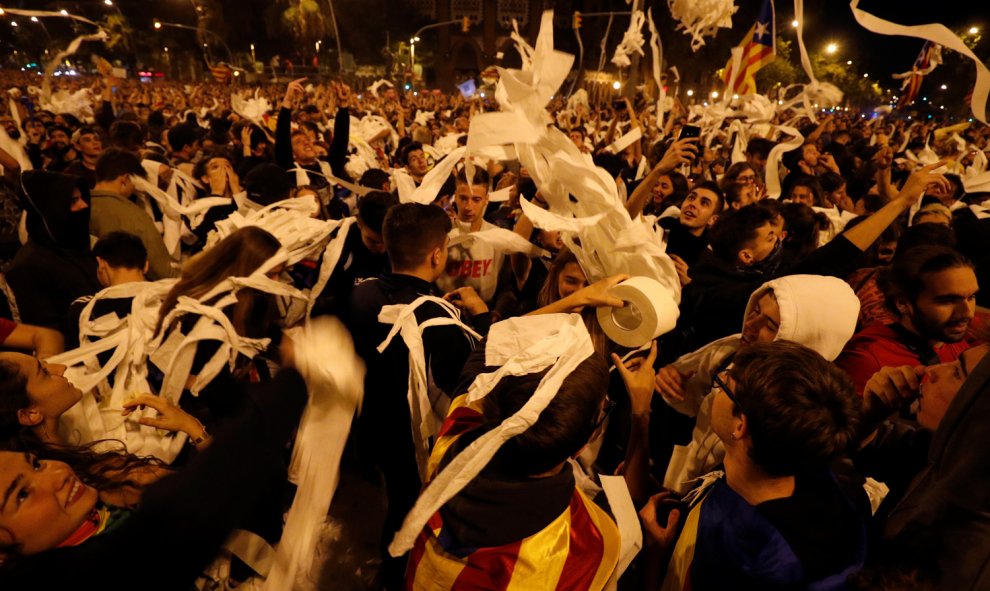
top-left (873, 348), bottom-right (990, 590)
top-left (6, 170), bottom-right (100, 333)
top-left (349, 273), bottom-right (490, 459)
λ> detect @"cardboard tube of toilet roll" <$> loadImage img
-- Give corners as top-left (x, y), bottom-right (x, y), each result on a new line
top-left (597, 276), bottom-right (679, 348)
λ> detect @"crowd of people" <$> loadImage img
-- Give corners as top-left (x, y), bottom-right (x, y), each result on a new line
top-left (0, 33), bottom-right (988, 591)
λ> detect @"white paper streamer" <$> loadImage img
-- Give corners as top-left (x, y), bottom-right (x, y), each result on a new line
top-left (376, 296), bottom-right (482, 477)
top-left (612, 11), bottom-right (647, 68)
top-left (519, 197), bottom-right (605, 233)
top-left (668, 0), bottom-right (738, 51)
top-left (607, 127), bottom-right (643, 154)
top-left (231, 90), bottom-right (275, 142)
top-left (764, 125), bottom-right (804, 199)
top-left (264, 317), bottom-right (365, 590)
top-left (601, 475), bottom-right (643, 590)
top-left (389, 314), bottom-right (595, 557)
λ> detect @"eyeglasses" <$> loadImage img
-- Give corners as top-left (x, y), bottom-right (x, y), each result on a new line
top-left (712, 371), bottom-right (742, 410)
top-left (735, 175), bottom-right (757, 184)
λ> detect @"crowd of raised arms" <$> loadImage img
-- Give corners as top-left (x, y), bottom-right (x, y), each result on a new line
top-left (0, 52), bottom-right (987, 591)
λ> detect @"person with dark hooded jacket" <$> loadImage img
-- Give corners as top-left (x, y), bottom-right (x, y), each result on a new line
top-left (670, 164), bottom-right (948, 357)
top-left (6, 170), bottom-right (101, 338)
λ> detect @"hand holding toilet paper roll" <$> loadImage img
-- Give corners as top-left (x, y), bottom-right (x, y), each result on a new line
top-left (597, 276), bottom-right (679, 348)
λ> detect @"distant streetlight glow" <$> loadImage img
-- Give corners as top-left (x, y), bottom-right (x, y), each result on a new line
top-left (732, 94), bottom-right (739, 100)
top-left (846, 60), bottom-right (852, 65)
top-left (791, 20), bottom-right (799, 28)
top-left (941, 84), bottom-right (948, 90)
top-left (826, 42), bottom-right (838, 55)
top-left (10, 21), bottom-right (17, 28)
top-left (863, 73), bottom-right (869, 78)
top-left (30, 16), bottom-right (38, 22)
top-left (711, 90), bottom-right (719, 99)
top-left (970, 26), bottom-right (979, 34)
top-left (154, 21), bottom-right (161, 29)
top-left (60, 9), bottom-right (68, 15)
top-left (686, 89), bottom-right (694, 97)
top-left (612, 81), bottom-right (621, 90)
top-left (104, 0), bottom-right (113, 5)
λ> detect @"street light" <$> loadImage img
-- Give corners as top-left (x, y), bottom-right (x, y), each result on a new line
top-left (409, 37), bottom-right (417, 84)
top-left (711, 90), bottom-right (719, 99)
top-left (846, 60), bottom-right (852, 65)
top-left (686, 89), bottom-right (694, 97)
top-left (826, 42), bottom-right (838, 55)
top-left (30, 16), bottom-right (38, 22)
top-left (863, 73), bottom-right (869, 78)
top-left (10, 21), bottom-right (17, 28)
top-left (104, 0), bottom-right (113, 5)
top-left (154, 21), bottom-right (162, 29)
top-left (60, 9), bottom-right (68, 16)
top-left (612, 81), bottom-right (621, 90)
top-left (970, 26), bottom-right (979, 34)
top-left (791, 20), bottom-right (799, 28)
top-left (941, 84), bottom-right (947, 89)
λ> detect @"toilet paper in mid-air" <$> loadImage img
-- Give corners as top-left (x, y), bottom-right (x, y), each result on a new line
top-left (597, 276), bottom-right (678, 348)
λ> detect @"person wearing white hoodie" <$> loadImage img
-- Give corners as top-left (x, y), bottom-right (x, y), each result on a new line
top-left (655, 274), bottom-right (861, 494)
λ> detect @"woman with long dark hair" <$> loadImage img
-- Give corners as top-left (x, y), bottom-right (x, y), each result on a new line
top-left (0, 360), bottom-right (307, 590)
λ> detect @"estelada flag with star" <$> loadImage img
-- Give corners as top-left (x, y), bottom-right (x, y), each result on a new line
top-left (723, 0), bottom-right (776, 95)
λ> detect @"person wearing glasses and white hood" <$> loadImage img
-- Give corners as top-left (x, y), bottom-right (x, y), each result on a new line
top-left (656, 274), bottom-right (861, 495)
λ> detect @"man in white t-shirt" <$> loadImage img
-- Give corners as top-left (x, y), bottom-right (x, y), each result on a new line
top-left (436, 167), bottom-right (505, 303)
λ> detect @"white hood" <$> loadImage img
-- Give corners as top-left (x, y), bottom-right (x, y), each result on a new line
top-left (743, 274), bottom-right (860, 361)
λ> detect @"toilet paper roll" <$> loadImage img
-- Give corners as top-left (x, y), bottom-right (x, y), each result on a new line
top-left (597, 276), bottom-right (679, 348)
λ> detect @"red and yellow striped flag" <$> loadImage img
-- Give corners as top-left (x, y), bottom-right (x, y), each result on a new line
top-left (723, 0), bottom-right (776, 95)
top-left (209, 62), bottom-right (233, 84)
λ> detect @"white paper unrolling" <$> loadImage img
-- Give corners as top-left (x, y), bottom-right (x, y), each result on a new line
top-left (389, 314), bottom-right (595, 557)
top-left (231, 90), bottom-right (276, 142)
top-left (487, 187), bottom-right (513, 203)
top-left (850, 0), bottom-right (989, 123)
top-left (377, 296), bottom-right (483, 478)
top-left (49, 280), bottom-right (192, 463)
top-left (611, 10), bottom-right (646, 68)
top-left (405, 146), bottom-right (467, 205)
top-left (519, 197), bottom-right (605, 233)
top-left (668, 0), bottom-right (738, 51)
top-left (764, 125), bottom-right (804, 199)
top-left (607, 127), bottom-right (643, 154)
top-left (647, 9), bottom-right (666, 130)
top-left (601, 475), bottom-right (643, 590)
top-left (596, 276), bottom-right (679, 348)
top-left (264, 317), bottom-right (365, 591)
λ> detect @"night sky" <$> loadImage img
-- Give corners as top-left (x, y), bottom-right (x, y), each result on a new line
top-left (0, 0), bottom-right (985, 94)
top-left (785, 0), bottom-right (984, 75)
